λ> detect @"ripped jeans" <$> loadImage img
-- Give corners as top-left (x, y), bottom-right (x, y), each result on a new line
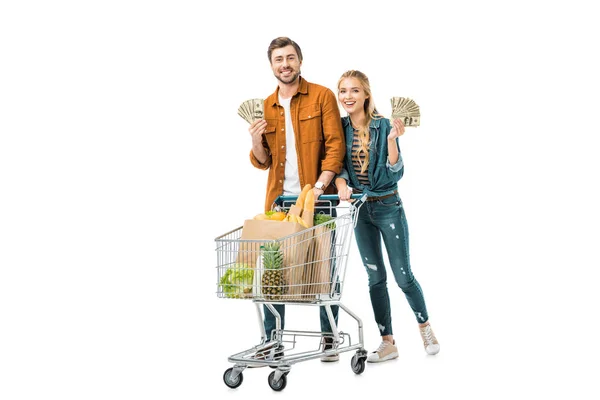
top-left (354, 193), bottom-right (429, 337)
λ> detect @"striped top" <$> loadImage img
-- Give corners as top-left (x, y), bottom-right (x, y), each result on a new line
top-left (351, 130), bottom-right (370, 187)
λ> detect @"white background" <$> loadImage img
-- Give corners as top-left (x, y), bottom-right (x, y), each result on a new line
top-left (1, 0), bottom-right (599, 399)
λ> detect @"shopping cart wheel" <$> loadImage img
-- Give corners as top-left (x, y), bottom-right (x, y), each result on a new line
top-left (267, 371), bottom-right (288, 391)
top-left (351, 354), bottom-right (366, 375)
top-left (223, 367), bottom-right (243, 389)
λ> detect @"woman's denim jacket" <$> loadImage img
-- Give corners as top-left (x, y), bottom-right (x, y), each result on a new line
top-left (337, 116), bottom-right (404, 197)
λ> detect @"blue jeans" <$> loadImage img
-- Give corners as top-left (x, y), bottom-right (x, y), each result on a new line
top-left (354, 193), bottom-right (429, 336)
top-left (263, 304), bottom-right (339, 341)
top-left (263, 204), bottom-right (339, 340)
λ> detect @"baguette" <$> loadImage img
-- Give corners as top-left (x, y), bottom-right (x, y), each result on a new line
top-left (295, 184), bottom-right (312, 209)
top-left (304, 189), bottom-right (315, 213)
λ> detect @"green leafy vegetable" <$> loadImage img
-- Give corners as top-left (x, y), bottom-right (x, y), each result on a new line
top-left (313, 213), bottom-right (335, 229)
top-left (219, 263), bottom-right (254, 298)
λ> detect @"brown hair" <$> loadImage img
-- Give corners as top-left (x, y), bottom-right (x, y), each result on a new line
top-left (267, 37), bottom-right (303, 64)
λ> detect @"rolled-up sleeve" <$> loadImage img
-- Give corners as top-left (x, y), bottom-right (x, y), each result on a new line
top-left (385, 122), bottom-right (403, 172)
top-left (387, 151), bottom-right (403, 172)
top-left (386, 134), bottom-right (404, 181)
top-left (320, 90), bottom-right (345, 174)
top-left (249, 136), bottom-right (272, 170)
top-left (336, 167), bottom-right (350, 183)
top-left (386, 145), bottom-right (404, 181)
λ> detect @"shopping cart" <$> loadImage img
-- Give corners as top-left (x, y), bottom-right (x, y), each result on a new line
top-left (215, 194), bottom-right (368, 391)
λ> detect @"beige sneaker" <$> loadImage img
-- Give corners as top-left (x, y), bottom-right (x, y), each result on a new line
top-left (366, 341), bottom-right (398, 363)
top-left (420, 323), bottom-right (440, 355)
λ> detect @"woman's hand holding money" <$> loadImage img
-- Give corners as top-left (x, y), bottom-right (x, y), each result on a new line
top-left (388, 118), bottom-right (405, 140)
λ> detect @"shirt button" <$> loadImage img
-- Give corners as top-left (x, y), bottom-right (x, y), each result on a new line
top-left (279, 180), bottom-right (282, 183)
top-left (280, 112), bottom-right (283, 115)
top-left (281, 128), bottom-right (284, 131)
top-left (280, 163), bottom-right (284, 166)
top-left (308, 115), bottom-right (311, 118)
top-left (281, 145), bottom-right (285, 149)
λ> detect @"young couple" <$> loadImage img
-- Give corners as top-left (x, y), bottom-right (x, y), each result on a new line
top-left (247, 37), bottom-right (440, 364)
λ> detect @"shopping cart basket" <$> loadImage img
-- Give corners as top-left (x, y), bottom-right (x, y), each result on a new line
top-left (215, 194), bottom-right (368, 391)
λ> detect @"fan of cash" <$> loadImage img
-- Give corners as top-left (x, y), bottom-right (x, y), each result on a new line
top-left (390, 97), bottom-right (420, 127)
top-left (238, 98), bottom-right (264, 124)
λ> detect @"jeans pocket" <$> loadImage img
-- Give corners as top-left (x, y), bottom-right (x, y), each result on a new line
top-left (377, 193), bottom-right (401, 207)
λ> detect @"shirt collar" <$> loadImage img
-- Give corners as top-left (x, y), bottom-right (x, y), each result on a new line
top-left (268, 76), bottom-right (307, 107)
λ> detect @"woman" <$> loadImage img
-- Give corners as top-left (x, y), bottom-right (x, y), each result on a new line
top-left (335, 70), bottom-right (440, 362)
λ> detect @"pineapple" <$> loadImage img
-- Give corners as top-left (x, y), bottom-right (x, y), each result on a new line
top-left (261, 242), bottom-right (286, 300)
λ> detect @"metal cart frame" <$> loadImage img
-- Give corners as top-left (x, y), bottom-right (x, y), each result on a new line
top-left (216, 195), bottom-right (368, 391)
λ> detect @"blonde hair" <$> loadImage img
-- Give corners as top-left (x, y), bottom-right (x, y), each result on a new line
top-left (337, 70), bottom-right (381, 173)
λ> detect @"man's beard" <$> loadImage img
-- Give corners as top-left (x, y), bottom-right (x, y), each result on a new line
top-left (275, 69), bottom-right (301, 84)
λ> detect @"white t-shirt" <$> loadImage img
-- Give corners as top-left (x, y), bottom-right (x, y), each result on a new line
top-left (278, 95), bottom-right (301, 195)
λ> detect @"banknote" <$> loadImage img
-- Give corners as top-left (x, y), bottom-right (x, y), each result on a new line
top-left (390, 97), bottom-right (420, 127)
top-left (238, 98), bottom-right (264, 124)
top-left (252, 99), bottom-right (264, 121)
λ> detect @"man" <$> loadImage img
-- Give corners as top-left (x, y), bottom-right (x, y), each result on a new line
top-left (248, 37), bottom-right (345, 363)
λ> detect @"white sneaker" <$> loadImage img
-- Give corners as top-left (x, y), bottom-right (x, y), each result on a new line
top-left (320, 337), bottom-right (340, 362)
top-left (419, 324), bottom-right (440, 355)
top-left (247, 344), bottom-right (284, 368)
top-left (366, 341), bottom-right (398, 363)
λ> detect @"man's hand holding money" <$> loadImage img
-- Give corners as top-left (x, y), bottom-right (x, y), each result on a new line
top-left (249, 119), bottom-right (269, 165)
top-left (249, 119), bottom-right (267, 146)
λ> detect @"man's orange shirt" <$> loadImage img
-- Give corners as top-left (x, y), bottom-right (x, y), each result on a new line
top-left (250, 77), bottom-right (345, 211)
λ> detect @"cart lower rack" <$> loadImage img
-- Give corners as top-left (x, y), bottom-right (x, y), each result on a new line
top-left (215, 195), bottom-right (368, 391)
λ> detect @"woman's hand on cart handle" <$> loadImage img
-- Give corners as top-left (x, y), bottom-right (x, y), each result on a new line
top-left (337, 185), bottom-right (353, 202)
top-left (334, 177), bottom-right (353, 202)
top-left (319, 193), bottom-right (365, 204)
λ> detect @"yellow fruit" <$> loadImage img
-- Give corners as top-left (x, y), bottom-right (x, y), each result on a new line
top-left (269, 211), bottom-right (286, 221)
top-left (253, 213), bottom-right (268, 220)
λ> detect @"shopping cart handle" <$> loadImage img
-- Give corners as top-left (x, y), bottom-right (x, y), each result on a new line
top-left (317, 194), bottom-right (366, 202)
top-left (274, 194), bottom-right (366, 205)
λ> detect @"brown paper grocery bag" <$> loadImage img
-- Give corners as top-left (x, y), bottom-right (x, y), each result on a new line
top-left (237, 220), bottom-right (304, 265)
top-left (237, 219), bottom-right (311, 300)
top-left (303, 225), bottom-right (334, 299)
top-left (301, 210), bottom-right (314, 229)
top-left (287, 204), bottom-right (303, 217)
top-left (278, 229), bottom-right (313, 300)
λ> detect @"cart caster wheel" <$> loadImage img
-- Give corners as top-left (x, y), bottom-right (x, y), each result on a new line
top-left (351, 354), bottom-right (366, 375)
top-left (268, 371), bottom-right (288, 391)
top-left (223, 368), bottom-right (243, 389)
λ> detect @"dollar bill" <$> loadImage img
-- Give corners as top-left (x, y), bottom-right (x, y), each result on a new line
top-left (238, 98), bottom-right (264, 124)
top-left (390, 96), bottom-right (420, 127)
top-left (396, 116), bottom-right (420, 127)
top-left (252, 99), bottom-right (264, 121)
top-left (238, 105), bottom-right (250, 123)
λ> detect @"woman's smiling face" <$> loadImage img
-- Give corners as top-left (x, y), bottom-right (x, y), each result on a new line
top-left (338, 77), bottom-right (368, 116)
